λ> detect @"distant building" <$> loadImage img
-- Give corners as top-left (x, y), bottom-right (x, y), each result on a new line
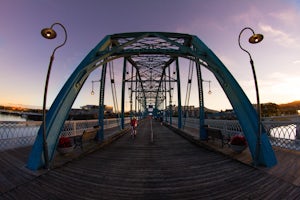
top-left (68, 105), bottom-right (115, 120)
top-left (167, 105), bottom-right (219, 118)
top-left (206, 109), bottom-right (236, 120)
top-left (104, 106), bottom-right (113, 114)
top-left (81, 105), bottom-right (99, 110)
top-left (80, 105), bottom-right (113, 114)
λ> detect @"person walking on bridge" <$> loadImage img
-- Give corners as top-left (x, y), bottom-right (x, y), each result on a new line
top-left (130, 117), bottom-right (138, 138)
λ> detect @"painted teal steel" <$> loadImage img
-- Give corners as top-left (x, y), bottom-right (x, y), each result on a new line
top-left (175, 58), bottom-right (182, 129)
top-left (27, 32), bottom-right (277, 170)
top-left (196, 62), bottom-right (206, 140)
top-left (121, 58), bottom-right (126, 129)
top-left (191, 36), bottom-right (277, 167)
top-left (27, 35), bottom-right (112, 170)
top-left (98, 63), bottom-right (107, 141)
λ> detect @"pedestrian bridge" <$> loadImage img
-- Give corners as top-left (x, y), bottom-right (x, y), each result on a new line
top-left (1, 118), bottom-right (300, 199)
top-left (27, 32), bottom-right (277, 170)
top-left (1, 31), bottom-right (299, 199)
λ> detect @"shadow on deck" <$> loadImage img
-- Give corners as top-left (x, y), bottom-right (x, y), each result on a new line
top-left (0, 118), bottom-right (299, 199)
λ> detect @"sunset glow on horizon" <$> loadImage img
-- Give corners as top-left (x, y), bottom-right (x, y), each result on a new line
top-left (0, 0), bottom-right (299, 111)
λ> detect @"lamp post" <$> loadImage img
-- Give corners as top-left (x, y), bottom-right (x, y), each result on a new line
top-left (41, 22), bottom-right (67, 169)
top-left (202, 79), bottom-right (212, 94)
top-left (238, 27), bottom-right (263, 165)
top-left (91, 80), bottom-right (100, 95)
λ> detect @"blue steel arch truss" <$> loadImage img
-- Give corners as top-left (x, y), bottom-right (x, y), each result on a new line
top-left (27, 32), bottom-right (277, 170)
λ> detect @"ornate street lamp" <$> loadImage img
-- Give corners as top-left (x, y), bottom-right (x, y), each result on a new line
top-left (238, 27), bottom-right (263, 164)
top-left (41, 22), bottom-right (67, 169)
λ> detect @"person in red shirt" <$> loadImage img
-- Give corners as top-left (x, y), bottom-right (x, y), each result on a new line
top-left (130, 117), bottom-right (138, 138)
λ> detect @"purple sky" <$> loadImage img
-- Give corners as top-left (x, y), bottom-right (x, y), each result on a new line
top-left (0, 0), bottom-right (300, 111)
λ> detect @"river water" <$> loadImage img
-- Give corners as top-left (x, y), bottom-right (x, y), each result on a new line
top-left (0, 113), bottom-right (26, 121)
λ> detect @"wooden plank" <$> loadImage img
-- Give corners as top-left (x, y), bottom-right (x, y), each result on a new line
top-left (0, 120), bottom-right (299, 199)
top-left (0, 147), bottom-right (37, 194)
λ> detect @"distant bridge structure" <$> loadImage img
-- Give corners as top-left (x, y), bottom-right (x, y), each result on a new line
top-left (27, 32), bottom-right (277, 170)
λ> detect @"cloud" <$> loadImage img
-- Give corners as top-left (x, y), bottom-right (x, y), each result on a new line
top-left (258, 23), bottom-right (299, 48)
top-left (217, 54), bottom-right (237, 69)
top-left (231, 5), bottom-right (262, 25)
top-left (269, 8), bottom-right (299, 25)
top-left (293, 60), bottom-right (300, 64)
top-left (265, 72), bottom-right (300, 92)
top-left (254, 72), bottom-right (300, 103)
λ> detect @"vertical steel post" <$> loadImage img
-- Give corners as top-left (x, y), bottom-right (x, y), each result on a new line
top-left (130, 65), bottom-right (133, 118)
top-left (196, 61), bottom-right (206, 140)
top-left (164, 69), bottom-right (167, 122)
top-left (41, 54), bottom-right (54, 169)
top-left (250, 59), bottom-right (262, 165)
top-left (176, 58), bottom-right (182, 129)
top-left (135, 70), bottom-right (138, 116)
top-left (97, 63), bottom-right (107, 141)
top-left (121, 58), bottom-right (127, 129)
top-left (168, 65), bottom-right (172, 125)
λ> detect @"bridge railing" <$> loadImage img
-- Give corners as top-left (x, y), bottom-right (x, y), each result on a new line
top-left (2, 117), bottom-right (299, 151)
top-left (0, 121), bottom-right (41, 151)
top-left (171, 116), bottom-right (300, 151)
top-left (0, 118), bottom-right (129, 151)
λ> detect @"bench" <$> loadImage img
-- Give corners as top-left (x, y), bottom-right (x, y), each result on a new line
top-left (74, 125), bottom-right (100, 150)
top-left (204, 126), bottom-right (228, 148)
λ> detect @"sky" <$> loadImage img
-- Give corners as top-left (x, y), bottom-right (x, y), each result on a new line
top-left (0, 0), bottom-right (300, 111)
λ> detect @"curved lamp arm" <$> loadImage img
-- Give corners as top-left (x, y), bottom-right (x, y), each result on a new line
top-left (238, 27), bottom-right (263, 61)
top-left (41, 22), bottom-right (68, 58)
top-left (41, 22), bottom-right (67, 169)
top-left (238, 27), bottom-right (254, 61)
top-left (238, 26), bottom-right (264, 166)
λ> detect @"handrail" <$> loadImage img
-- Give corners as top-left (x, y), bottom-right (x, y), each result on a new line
top-left (0, 118), bottom-right (130, 151)
top-left (169, 117), bottom-right (300, 151)
top-left (1, 117), bottom-right (298, 151)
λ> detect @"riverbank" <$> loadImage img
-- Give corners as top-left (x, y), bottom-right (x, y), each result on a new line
top-left (0, 113), bottom-right (26, 121)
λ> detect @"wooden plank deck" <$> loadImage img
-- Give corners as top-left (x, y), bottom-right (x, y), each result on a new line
top-left (179, 124), bottom-right (300, 186)
top-left (0, 146), bottom-right (36, 194)
top-left (0, 118), bottom-right (300, 199)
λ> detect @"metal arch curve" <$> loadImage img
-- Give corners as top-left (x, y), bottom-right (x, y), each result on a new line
top-left (190, 35), bottom-right (277, 167)
top-left (27, 32), bottom-right (277, 170)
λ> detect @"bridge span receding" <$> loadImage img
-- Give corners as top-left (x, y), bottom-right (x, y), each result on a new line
top-left (28, 32), bottom-right (277, 170)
